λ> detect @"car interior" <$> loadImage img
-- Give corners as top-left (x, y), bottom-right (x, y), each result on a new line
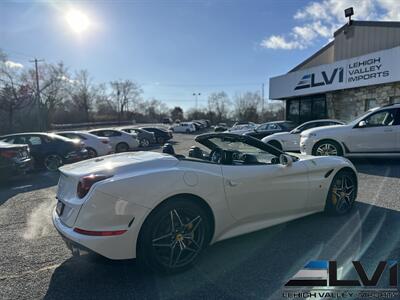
top-left (162, 140), bottom-right (283, 165)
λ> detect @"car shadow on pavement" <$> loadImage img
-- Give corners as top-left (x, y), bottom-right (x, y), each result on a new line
top-left (350, 158), bottom-right (400, 178)
top-left (0, 171), bottom-right (59, 206)
top-left (44, 201), bottom-right (400, 300)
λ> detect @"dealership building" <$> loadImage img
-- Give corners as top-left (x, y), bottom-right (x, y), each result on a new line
top-left (269, 20), bottom-right (400, 124)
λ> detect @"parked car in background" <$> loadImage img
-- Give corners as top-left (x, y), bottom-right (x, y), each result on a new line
top-left (140, 127), bottom-right (173, 144)
top-left (0, 141), bottom-right (33, 180)
top-left (262, 119), bottom-right (345, 151)
top-left (300, 104), bottom-right (400, 157)
top-left (119, 127), bottom-right (156, 147)
top-left (88, 129), bottom-right (139, 153)
top-left (226, 122), bottom-right (257, 134)
top-left (0, 133), bottom-right (88, 171)
top-left (162, 117), bottom-right (172, 124)
top-left (243, 121), bottom-right (296, 140)
top-left (170, 122), bottom-right (197, 133)
top-left (57, 131), bottom-right (113, 158)
top-left (214, 123), bottom-right (228, 132)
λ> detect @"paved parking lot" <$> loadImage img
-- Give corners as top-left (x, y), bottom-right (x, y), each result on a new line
top-left (0, 133), bottom-right (399, 300)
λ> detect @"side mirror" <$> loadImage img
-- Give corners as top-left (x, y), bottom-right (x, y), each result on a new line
top-left (279, 154), bottom-right (293, 167)
top-left (358, 120), bottom-right (367, 128)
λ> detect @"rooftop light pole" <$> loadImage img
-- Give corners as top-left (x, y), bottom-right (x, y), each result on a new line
top-left (345, 7), bottom-right (354, 25)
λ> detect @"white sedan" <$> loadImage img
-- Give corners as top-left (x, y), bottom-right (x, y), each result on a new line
top-left (300, 104), bottom-right (400, 157)
top-left (53, 133), bottom-right (357, 273)
top-left (262, 119), bottom-right (344, 152)
top-left (88, 129), bottom-right (140, 153)
top-left (57, 131), bottom-right (113, 158)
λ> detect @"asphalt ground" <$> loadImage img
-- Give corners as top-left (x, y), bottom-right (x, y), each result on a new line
top-left (0, 132), bottom-right (399, 300)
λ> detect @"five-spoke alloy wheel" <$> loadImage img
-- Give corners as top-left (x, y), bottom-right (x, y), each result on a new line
top-left (138, 198), bottom-right (211, 273)
top-left (325, 170), bottom-right (357, 215)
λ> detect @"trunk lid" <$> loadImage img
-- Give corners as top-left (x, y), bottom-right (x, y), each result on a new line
top-left (56, 152), bottom-right (178, 227)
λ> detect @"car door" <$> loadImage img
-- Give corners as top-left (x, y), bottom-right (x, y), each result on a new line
top-left (345, 108), bottom-right (399, 153)
top-left (221, 147), bottom-right (309, 222)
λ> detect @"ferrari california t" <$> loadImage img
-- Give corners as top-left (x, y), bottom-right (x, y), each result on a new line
top-left (52, 133), bottom-right (358, 273)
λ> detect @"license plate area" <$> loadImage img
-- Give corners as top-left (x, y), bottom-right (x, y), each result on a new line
top-left (56, 201), bottom-right (65, 216)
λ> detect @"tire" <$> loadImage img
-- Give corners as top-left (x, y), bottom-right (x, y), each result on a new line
top-left (267, 140), bottom-right (282, 151)
top-left (325, 170), bottom-right (357, 215)
top-left (86, 147), bottom-right (97, 158)
top-left (312, 140), bottom-right (343, 156)
top-left (140, 138), bottom-right (150, 148)
top-left (43, 154), bottom-right (63, 172)
top-left (137, 197), bottom-right (211, 274)
top-left (116, 142), bottom-right (129, 153)
top-left (157, 137), bottom-right (164, 145)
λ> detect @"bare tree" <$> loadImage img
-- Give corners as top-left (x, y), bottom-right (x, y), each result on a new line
top-left (208, 91), bottom-right (230, 123)
top-left (170, 106), bottom-right (184, 122)
top-left (0, 53), bottom-right (33, 132)
top-left (233, 91), bottom-right (261, 122)
top-left (110, 80), bottom-right (142, 123)
top-left (71, 70), bottom-right (95, 122)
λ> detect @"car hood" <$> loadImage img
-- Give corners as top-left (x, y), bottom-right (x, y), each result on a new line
top-left (301, 124), bottom-right (347, 136)
top-left (59, 151), bottom-right (179, 177)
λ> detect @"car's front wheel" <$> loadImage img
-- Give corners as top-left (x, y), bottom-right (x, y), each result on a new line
top-left (325, 170), bottom-right (357, 215)
top-left (312, 140), bottom-right (343, 156)
top-left (138, 198), bottom-right (211, 273)
top-left (44, 154), bottom-right (63, 171)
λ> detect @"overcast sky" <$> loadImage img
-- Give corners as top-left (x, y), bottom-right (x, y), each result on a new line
top-left (1, 0), bottom-right (399, 110)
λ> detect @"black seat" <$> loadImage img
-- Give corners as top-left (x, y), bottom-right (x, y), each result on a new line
top-left (162, 143), bottom-right (175, 155)
top-left (242, 154), bottom-right (259, 165)
top-left (188, 146), bottom-right (203, 159)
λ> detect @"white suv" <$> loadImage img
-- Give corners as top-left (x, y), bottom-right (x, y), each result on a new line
top-left (300, 104), bottom-right (400, 157)
top-left (170, 122), bottom-right (196, 133)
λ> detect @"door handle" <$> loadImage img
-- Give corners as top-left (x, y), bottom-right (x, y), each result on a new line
top-left (226, 179), bottom-right (238, 187)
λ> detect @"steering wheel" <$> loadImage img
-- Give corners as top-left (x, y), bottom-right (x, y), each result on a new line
top-left (210, 148), bottom-right (224, 163)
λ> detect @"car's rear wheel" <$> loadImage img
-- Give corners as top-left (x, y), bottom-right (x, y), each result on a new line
top-left (44, 154), bottom-right (63, 171)
top-left (267, 140), bottom-right (282, 150)
top-left (116, 142), bottom-right (129, 153)
top-left (325, 170), bottom-right (357, 215)
top-left (313, 140), bottom-right (343, 156)
top-left (86, 147), bottom-right (97, 158)
top-left (138, 198), bottom-right (211, 273)
top-left (140, 138), bottom-right (150, 148)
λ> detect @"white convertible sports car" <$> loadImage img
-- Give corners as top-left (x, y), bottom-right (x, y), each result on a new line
top-left (52, 133), bottom-right (358, 273)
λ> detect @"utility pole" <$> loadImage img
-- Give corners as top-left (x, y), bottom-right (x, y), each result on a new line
top-left (30, 58), bottom-right (44, 130)
top-left (261, 83), bottom-right (265, 120)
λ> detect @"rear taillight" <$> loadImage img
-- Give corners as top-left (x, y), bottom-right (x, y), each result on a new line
top-left (77, 174), bottom-right (113, 198)
top-left (0, 150), bottom-right (18, 159)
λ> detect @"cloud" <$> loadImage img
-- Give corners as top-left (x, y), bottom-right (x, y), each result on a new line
top-left (4, 60), bottom-right (24, 69)
top-left (261, 0), bottom-right (400, 50)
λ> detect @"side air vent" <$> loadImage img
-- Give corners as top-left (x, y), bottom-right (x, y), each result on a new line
top-left (324, 169), bottom-right (334, 178)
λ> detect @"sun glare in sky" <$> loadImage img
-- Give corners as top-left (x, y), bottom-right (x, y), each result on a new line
top-left (65, 9), bottom-right (90, 34)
